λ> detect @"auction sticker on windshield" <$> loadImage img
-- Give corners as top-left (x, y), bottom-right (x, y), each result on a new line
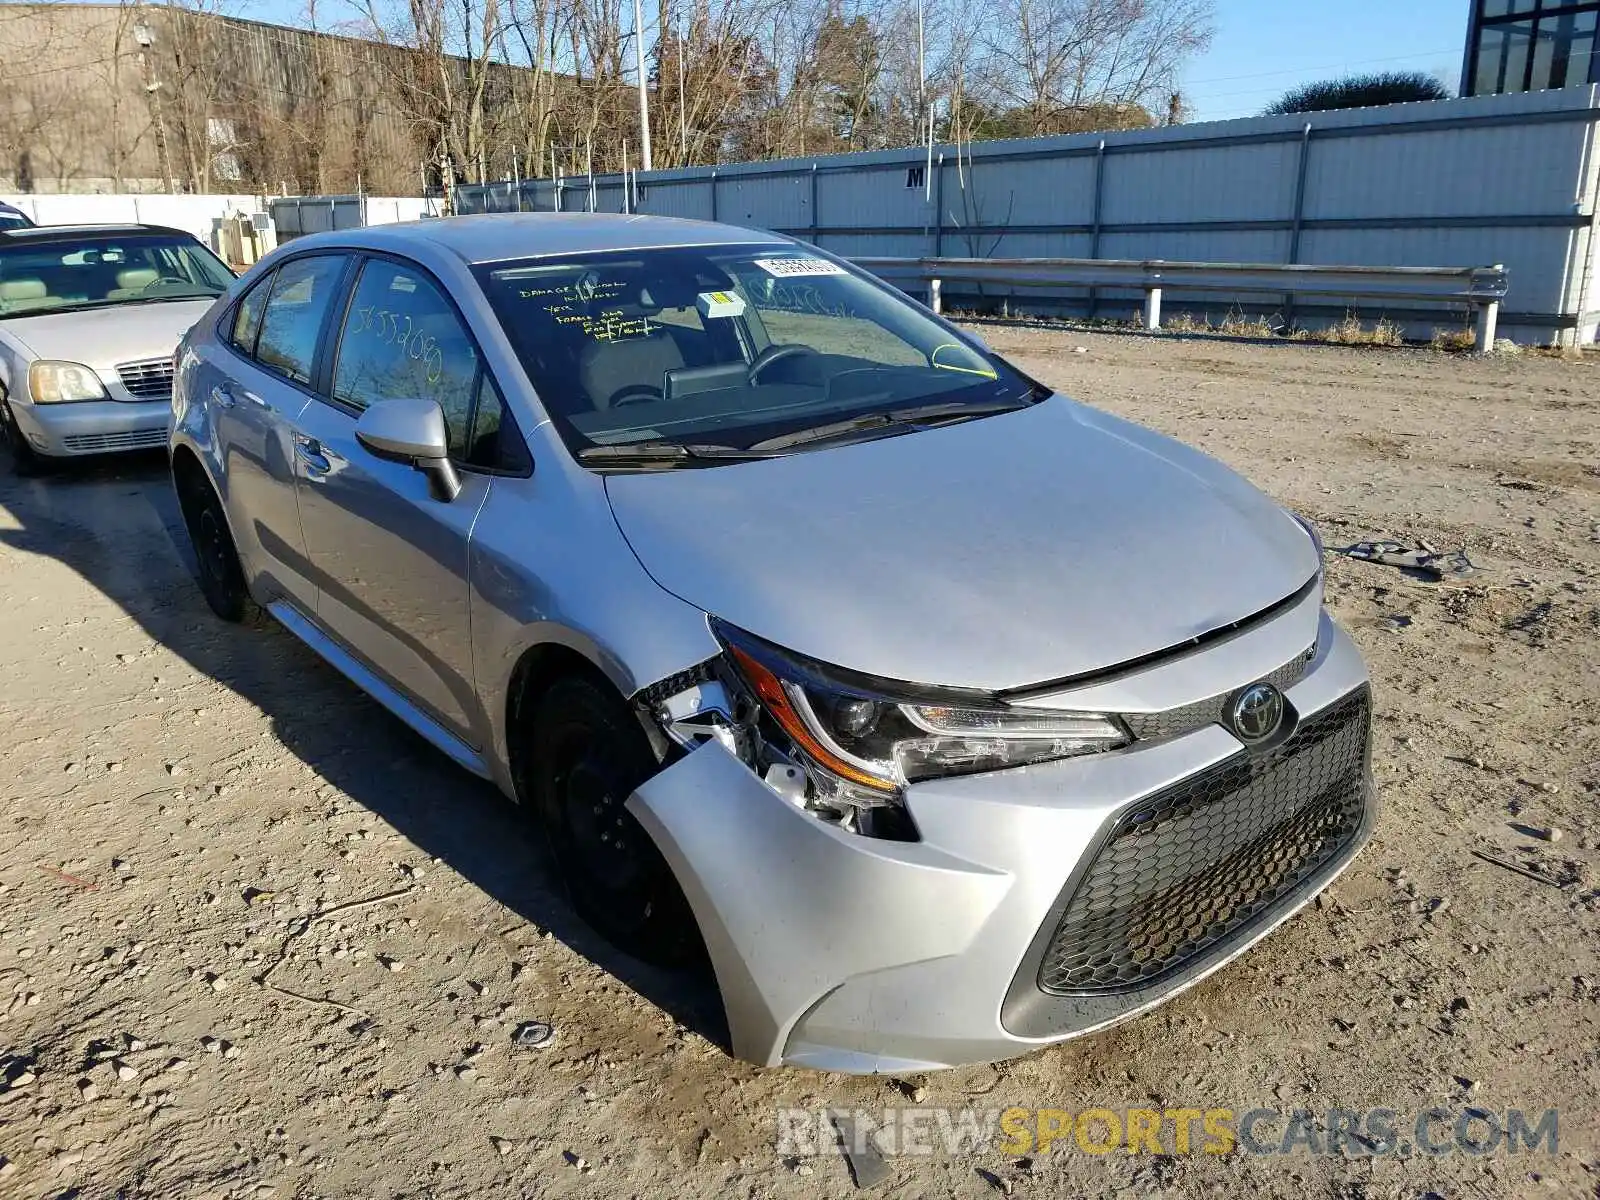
top-left (697, 290), bottom-right (747, 319)
top-left (753, 257), bottom-right (846, 278)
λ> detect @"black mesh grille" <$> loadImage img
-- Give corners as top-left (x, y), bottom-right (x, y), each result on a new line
top-left (1038, 686), bottom-right (1370, 996)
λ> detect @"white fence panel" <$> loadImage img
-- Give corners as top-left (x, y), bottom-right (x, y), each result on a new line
top-left (0, 193), bottom-right (267, 254)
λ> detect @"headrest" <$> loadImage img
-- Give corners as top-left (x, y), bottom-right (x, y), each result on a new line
top-left (0, 278), bottom-right (47, 300)
top-left (117, 267), bottom-right (160, 290)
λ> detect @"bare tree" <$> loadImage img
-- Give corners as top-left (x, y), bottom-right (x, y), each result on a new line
top-left (977, 0), bottom-right (1211, 135)
top-left (355, 0), bottom-right (510, 190)
top-left (0, 0), bottom-right (1214, 197)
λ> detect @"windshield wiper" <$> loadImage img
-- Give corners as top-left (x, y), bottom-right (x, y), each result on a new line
top-left (104, 292), bottom-right (221, 306)
top-left (16, 293), bottom-right (220, 315)
top-left (577, 441), bottom-right (777, 467)
top-left (750, 397), bottom-right (1033, 453)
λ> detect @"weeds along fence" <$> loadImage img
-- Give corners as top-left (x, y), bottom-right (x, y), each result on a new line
top-left (454, 87), bottom-right (1600, 346)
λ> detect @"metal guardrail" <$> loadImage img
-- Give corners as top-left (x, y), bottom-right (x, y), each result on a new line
top-left (854, 257), bottom-right (1511, 354)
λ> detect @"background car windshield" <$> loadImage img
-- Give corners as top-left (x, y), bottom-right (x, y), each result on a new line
top-left (0, 234), bottom-right (234, 317)
top-left (475, 245), bottom-right (1026, 451)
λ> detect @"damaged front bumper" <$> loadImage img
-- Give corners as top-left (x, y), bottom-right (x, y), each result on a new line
top-left (626, 613), bottom-right (1376, 1073)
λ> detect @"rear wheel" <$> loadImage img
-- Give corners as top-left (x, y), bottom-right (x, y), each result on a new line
top-left (530, 675), bottom-right (701, 966)
top-left (174, 463), bottom-right (261, 625)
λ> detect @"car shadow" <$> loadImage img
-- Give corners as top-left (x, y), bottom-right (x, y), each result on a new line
top-left (0, 447), bottom-right (729, 1051)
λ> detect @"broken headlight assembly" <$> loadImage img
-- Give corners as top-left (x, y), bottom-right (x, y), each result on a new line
top-left (709, 621), bottom-right (1129, 819)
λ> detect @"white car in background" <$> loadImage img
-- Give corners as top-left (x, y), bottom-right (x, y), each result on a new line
top-left (0, 223), bottom-right (235, 474)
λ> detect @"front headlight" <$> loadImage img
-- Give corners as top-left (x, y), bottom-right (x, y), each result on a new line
top-left (717, 622), bottom-right (1128, 804)
top-left (28, 360), bottom-right (107, 404)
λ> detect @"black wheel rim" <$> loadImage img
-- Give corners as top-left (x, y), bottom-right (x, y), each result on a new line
top-left (553, 733), bottom-right (650, 908)
top-left (195, 505), bottom-right (231, 592)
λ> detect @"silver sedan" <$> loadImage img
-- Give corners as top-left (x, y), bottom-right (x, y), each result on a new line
top-left (0, 223), bottom-right (234, 473)
top-left (169, 213), bottom-right (1376, 1073)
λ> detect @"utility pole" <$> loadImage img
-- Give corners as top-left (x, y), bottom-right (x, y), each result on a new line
top-left (916, 0), bottom-right (931, 200)
top-left (677, 11), bottom-right (687, 165)
top-left (133, 15), bottom-right (174, 194)
top-left (916, 0), bottom-right (925, 126)
top-left (632, 0), bottom-right (653, 171)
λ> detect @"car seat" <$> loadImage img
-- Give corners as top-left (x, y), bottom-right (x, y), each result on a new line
top-left (109, 267), bottom-right (161, 298)
top-left (0, 278), bottom-right (55, 313)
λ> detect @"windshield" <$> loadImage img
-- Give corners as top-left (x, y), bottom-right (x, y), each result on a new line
top-left (475, 244), bottom-right (1033, 457)
top-left (0, 233), bottom-right (234, 318)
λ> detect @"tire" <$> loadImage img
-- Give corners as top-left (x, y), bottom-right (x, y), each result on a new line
top-left (1, 400), bottom-right (50, 477)
top-left (174, 465), bottom-right (261, 625)
top-left (530, 675), bottom-right (702, 966)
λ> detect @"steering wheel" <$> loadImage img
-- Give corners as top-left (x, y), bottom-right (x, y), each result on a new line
top-left (138, 276), bottom-right (190, 294)
top-left (747, 343), bottom-right (819, 384)
top-left (608, 384), bottom-right (664, 408)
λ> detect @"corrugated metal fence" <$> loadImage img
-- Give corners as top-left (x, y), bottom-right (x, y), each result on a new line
top-left (455, 88), bottom-right (1600, 345)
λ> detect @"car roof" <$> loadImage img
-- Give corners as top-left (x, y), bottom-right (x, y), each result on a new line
top-left (0, 223), bottom-right (194, 243)
top-left (297, 212), bottom-right (794, 266)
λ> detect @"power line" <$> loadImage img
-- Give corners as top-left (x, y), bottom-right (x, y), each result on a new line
top-left (1181, 46), bottom-right (1465, 89)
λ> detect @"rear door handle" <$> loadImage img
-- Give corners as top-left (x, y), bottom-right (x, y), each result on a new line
top-left (210, 384), bottom-right (235, 409)
top-left (293, 434), bottom-right (332, 476)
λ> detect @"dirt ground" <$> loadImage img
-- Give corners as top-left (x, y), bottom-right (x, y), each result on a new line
top-left (1, 327), bottom-right (1597, 1200)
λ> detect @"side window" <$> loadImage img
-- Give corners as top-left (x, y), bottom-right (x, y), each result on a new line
top-left (468, 376), bottom-right (509, 469)
top-left (228, 271), bottom-right (274, 356)
top-left (332, 259), bottom-right (480, 459)
top-left (255, 256), bottom-right (347, 386)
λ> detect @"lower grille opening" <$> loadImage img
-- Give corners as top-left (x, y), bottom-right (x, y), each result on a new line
top-left (62, 428), bottom-right (168, 452)
top-left (1038, 686), bottom-right (1370, 996)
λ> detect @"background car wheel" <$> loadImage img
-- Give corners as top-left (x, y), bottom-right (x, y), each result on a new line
top-left (174, 466), bottom-right (261, 625)
top-left (1, 402), bottom-right (50, 477)
top-left (531, 675), bottom-right (702, 967)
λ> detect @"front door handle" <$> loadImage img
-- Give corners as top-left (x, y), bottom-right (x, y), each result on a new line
top-left (293, 434), bottom-right (331, 476)
top-left (210, 384), bottom-right (235, 409)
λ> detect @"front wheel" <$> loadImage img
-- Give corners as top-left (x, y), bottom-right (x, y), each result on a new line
top-left (530, 675), bottom-right (701, 966)
top-left (1, 401), bottom-right (50, 477)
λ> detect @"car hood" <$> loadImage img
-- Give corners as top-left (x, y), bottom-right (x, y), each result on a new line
top-left (1, 299), bottom-right (214, 365)
top-left (604, 397), bottom-right (1318, 692)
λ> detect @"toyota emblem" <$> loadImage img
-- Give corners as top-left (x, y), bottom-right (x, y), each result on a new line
top-left (1229, 682), bottom-right (1285, 744)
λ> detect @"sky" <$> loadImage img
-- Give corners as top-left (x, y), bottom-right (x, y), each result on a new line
top-left (1180, 0), bottom-right (1471, 122)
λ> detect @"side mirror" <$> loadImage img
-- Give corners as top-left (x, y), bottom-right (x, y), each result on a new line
top-left (355, 398), bottom-right (461, 502)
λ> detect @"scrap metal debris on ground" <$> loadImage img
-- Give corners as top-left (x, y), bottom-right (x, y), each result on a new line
top-left (1337, 540), bottom-right (1481, 581)
top-left (511, 1020), bottom-right (557, 1051)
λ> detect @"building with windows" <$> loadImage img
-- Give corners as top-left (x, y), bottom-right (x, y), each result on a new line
top-left (1463, 1), bottom-right (1600, 96)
